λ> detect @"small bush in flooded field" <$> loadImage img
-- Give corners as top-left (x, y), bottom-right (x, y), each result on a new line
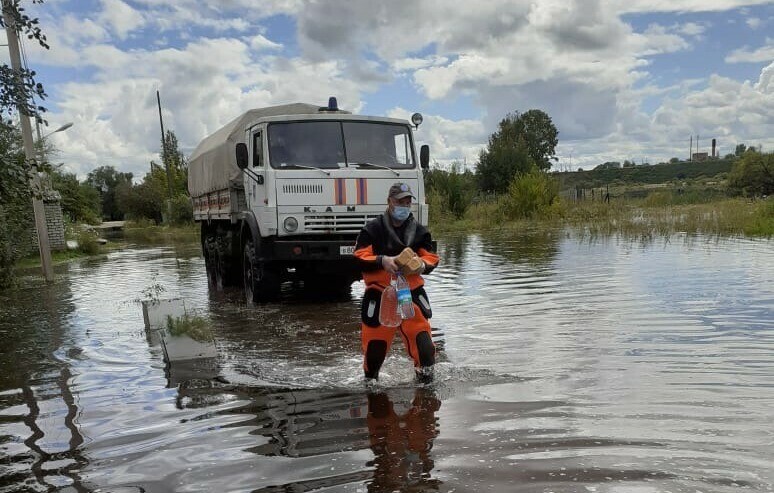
top-left (744, 198), bottom-right (774, 237)
top-left (503, 170), bottom-right (562, 219)
top-left (166, 313), bottom-right (214, 343)
top-left (425, 164), bottom-right (475, 220)
top-left (75, 228), bottom-right (101, 255)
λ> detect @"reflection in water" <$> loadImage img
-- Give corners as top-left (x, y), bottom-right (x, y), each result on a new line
top-left (172, 378), bottom-right (441, 492)
top-left (2, 235), bottom-right (774, 492)
top-left (366, 389), bottom-right (441, 492)
top-left (0, 280), bottom-right (89, 492)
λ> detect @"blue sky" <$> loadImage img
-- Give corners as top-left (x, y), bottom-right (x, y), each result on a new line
top-left (2, 0), bottom-right (772, 178)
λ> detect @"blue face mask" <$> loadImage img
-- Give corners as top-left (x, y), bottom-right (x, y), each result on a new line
top-left (391, 206), bottom-right (411, 222)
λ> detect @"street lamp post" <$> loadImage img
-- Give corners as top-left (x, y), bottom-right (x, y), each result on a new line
top-left (36, 121), bottom-right (74, 165)
top-left (37, 122), bottom-right (74, 142)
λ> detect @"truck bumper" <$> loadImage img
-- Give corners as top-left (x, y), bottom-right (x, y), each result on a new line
top-left (271, 239), bottom-right (358, 261)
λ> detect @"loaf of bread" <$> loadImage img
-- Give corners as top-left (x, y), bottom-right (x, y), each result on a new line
top-left (395, 247), bottom-right (423, 275)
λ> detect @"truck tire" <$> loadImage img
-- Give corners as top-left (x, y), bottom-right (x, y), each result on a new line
top-left (243, 238), bottom-right (280, 302)
top-left (201, 225), bottom-right (222, 290)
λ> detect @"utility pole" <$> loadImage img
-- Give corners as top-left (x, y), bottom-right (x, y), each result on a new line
top-left (3, 2), bottom-right (54, 281)
top-left (156, 90), bottom-right (174, 202)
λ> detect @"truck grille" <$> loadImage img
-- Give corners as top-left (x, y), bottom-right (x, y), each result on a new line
top-left (304, 214), bottom-right (380, 234)
top-left (283, 184), bottom-right (324, 194)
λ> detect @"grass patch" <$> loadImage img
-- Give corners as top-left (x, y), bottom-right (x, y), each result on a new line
top-left (166, 313), bottom-right (214, 343)
top-left (16, 249), bottom-right (95, 269)
top-left (124, 220), bottom-right (199, 244)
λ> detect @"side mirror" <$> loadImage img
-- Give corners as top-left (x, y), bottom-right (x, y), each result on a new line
top-left (420, 145), bottom-right (429, 170)
top-left (235, 143), bottom-right (248, 170)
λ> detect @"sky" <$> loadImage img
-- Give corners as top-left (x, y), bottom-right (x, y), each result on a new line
top-left (2, 0), bottom-right (773, 179)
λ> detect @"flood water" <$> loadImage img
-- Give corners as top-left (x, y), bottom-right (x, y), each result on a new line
top-left (1, 230), bottom-right (773, 492)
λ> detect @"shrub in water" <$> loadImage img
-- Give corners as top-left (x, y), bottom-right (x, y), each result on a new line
top-left (76, 228), bottom-right (101, 255)
top-left (504, 170), bottom-right (561, 219)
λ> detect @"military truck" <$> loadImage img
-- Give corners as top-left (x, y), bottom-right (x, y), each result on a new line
top-left (188, 98), bottom-right (430, 301)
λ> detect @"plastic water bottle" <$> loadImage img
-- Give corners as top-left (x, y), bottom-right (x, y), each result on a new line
top-left (379, 278), bottom-right (401, 327)
top-left (396, 273), bottom-right (414, 319)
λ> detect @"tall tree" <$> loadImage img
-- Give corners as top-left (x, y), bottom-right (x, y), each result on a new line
top-left (159, 130), bottom-right (188, 197)
top-left (49, 170), bottom-right (101, 224)
top-left (117, 130), bottom-right (191, 224)
top-left (508, 109), bottom-right (558, 170)
top-left (476, 109), bottom-right (559, 193)
top-left (476, 140), bottom-right (534, 193)
top-left (86, 166), bottom-right (133, 221)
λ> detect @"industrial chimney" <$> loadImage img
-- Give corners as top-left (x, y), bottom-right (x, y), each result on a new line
top-left (712, 138), bottom-right (716, 158)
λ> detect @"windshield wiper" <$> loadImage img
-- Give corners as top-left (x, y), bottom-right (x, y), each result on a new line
top-left (352, 162), bottom-right (400, 176)
top-left (278, 164), bottom-right (331, 176)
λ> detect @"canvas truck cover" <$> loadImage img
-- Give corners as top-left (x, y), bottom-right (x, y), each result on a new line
top-left (188, 103), bottom-right (324, 197)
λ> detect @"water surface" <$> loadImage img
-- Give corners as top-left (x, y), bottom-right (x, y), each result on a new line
top-left (1, 230), bottom-right (773, 492)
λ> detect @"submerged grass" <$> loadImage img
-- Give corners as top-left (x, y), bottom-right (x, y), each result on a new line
top-left (165, 313), bottom-right (214, 343)
top-left (124, 220), bottom-right (199, 244)
top-left (430, 195), bottom-right (774, 240)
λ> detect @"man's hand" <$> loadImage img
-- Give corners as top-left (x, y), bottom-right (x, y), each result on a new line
top-left (381, 255), bottom-right (399, 274)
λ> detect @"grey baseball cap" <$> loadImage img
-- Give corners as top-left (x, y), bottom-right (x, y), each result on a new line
top-left (388, 182), bottom-right (415, 200)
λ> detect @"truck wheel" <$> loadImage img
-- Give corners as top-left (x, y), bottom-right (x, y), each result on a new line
top-left (202, 226), bottom-right (222, 290)
top-left (243, 238), bottom-right (280, 302)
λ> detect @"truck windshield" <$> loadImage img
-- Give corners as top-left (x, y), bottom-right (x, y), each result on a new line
top-left (268, 121), bottom-right (414, 170)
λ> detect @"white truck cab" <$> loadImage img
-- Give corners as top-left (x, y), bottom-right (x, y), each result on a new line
top-left (188, 98), bottom-right (430, 301)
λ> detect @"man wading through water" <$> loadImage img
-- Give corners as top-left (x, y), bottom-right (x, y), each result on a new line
top-left (354, 183), bottom-right (440, 383)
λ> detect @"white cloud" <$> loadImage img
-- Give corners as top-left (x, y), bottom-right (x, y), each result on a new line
top-left (41, 36), bottom-right (371, 179)
top-left (746, 17), bottom-right (762, 28)
top-left (387, 108), bottom-right (487, 168)
top-left (675, 22), bottom-right (709, 36)
top-left (560, 61), bottom-right (774, 166)
top-left (725, 39), bottom-right (774, 62)
top-left (392, 56), bottom-right (449, 73)
top-left (97, 0), bottom-right (146, 39)
top-left (249, 35), bottom-right (282, 51)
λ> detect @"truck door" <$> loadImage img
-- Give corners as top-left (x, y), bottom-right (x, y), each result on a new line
top-left (248, 129), bottom-right (268, 208)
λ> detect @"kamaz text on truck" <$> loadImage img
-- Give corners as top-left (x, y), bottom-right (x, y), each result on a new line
top-left (188, 98), bottom-right (430, 302)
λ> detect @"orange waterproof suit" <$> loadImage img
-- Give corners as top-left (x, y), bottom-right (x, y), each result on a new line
top-left (354, 212), bottom-right (440, 379)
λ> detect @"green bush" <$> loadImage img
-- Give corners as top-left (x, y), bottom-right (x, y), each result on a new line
top-left (503, 170), bottom-right (562, 219)
top-left (75, 228), bottom-right (101, 255)
top-left (425, 164), bottom-right (474, 219)
top-left (744, 198), bottom-right (774, 237)
top-left (728, 151), bottom-right (774, 197)
top-left (167, 194), bottom-right (193, 225)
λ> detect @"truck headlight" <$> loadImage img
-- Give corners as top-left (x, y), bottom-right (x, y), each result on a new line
top-left (283, 216), bottom-right (299, 232)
